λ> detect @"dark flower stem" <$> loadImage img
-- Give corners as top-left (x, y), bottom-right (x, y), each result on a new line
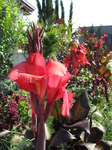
top-left (28, 24), bottom-right (45, 150)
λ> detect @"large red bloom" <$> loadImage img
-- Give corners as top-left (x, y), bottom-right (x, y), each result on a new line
top-left (7, 52), bottom-right (47, 101)
top-left (8, 53), bottom-right (73, 117)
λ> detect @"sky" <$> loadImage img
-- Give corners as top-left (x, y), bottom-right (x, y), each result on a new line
top-left (28, 0), bottom-right (112, 30)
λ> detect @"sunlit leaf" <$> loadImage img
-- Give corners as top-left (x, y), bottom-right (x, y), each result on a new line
top-left (0, 130), bottom-right (10, 137)
top-left (99, 65), bottom-right (106, 75)
top-left (101, 56), bottom-right (107, 64)
top-left (17, 137), bottom-right (33, 149)
top-left (92, 120), bottom-right (105, 132)
top-left (64, 119), bottom-right (91, 134)
top-left (106, 56), bottom-right (109, 64)
top-left (105, 45), bottom-right (108, 52)
top-left (78, 143), bottom-right (96, 150)
top-left (69, 90), bottom-right (90, 122)
top-left (48, 128), bottom-right (75, 148)
top-left (98, 56), bottom-right (101, 62)
top-left (86, 46), bottom-right (90, 57)
top-left (104, 69), bottom-right (111, 78)
top-left (96, 140), bottom-right (112, 150)
top-left (50, 100), bottom-right (63, 123)
top-left (87, 127), bottom-right (103, 143)
top-left (92, 52), bottom-right (94, 59)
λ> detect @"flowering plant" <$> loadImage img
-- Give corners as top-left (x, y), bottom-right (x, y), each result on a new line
top-left (64, 43), bottom-right (90, 76)
top-left (5, 24), bottom-right (112, 150)
top-left (0, 90), bottom-right (32, 142)
top-left (7, 24), bottom-right (73, 150)
top-left (80, 28), bottom-right (111, 82)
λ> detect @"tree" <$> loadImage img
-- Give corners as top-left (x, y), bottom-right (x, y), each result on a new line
top-left (36, 0), bottom-right (55, 27)
top-left (55, 0), bottom-right (59, 20)
top-left (89, 24), bottom-right (95, 34)
top-left (46, 0), bottom-right (53, 19)
top-left (36, 0), bottom-right (42, 22)
top-left (36, 0), bottom-right (74, 30)
top-left (96, 25), bottom-right (102, 35)
top-left (69, 0), bottom-right (73, 31)
top-left (42, 0), bottom-right (46, 23)
top-left (69, 0), bottom-right (73, 21)
top-left (60, 0), bottom-right (65, 19)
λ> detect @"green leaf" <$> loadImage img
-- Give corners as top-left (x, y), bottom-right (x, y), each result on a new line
top-left (20, 100), bottom-right (27, 107)
top-left (68, 27), bottom-right (71, 43)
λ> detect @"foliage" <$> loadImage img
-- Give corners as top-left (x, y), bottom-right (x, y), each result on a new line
top-left (43, 24), bottom-right (67, 58)
top-left (40, 24), bottom-right (112, 149)
top-left (0, 17), bottom-right (112, 150)
top-left (89, 24), bottom-right (95, 34)
top-left (93, 99), bottom-right (112, 141)
top-left (60, 0), bottom-right (64, 19)
top-left (0, 130), bottom-right (34, 150)
top-left (36, 0), bottom-right (55, 27)
top-left (0, 89), bottom-right (31, 133)
top-left (36, 0), bottom-right (74, 30)
top-left (36, 0), bottom-right (42, 22)
top-left (69, 1), bottom-right (73, 21)
top-left (55, 0), bottom-right (59, 20)
top-left (80, 28), bottom-right (111, 83)
top-left (0, 87), bottom-right (32, 149)
top-left (47, 91), bottom-right (112, 149)
top-left (88, 25), bottom-right (102, 35)
top-left (0, 0), bottom-right (28, 76)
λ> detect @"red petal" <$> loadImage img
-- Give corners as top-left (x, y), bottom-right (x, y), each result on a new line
top-left (68, 91), bottom-right (73, 110)
top-left (47, 75), bottom-right (62, 103)
top-left (7, 62), bottom-right (26, 81)
top-left (16, 77), bottom-right (36, 93)
top-left (34, 75), bottom-right (47, 101)
top-left (26, 64), bottom-right (45, 76)
top-left (62, 90), bottom-right (69, 117)
top-left (26, 52), bottom-right (46, 68)
top-left (7, 61), bottom-right (47, 98)
top-left (47, 60), bottom-right (67, 76)
top-left (55, 87), bottom-right (65, 100)
top-left (60, 72), bottom-right (72, 88)
top-left (18, 74), bottom-right (47, 99)
top-left (62, 90), bottom-right (73, 117)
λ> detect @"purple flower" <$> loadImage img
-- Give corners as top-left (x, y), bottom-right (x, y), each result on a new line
top-left (2, 96), bottom-right (7, 105)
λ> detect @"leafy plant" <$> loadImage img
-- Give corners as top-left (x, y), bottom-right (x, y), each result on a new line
top-left (0, 0), bottom-right (28, 76)
top-left (48, 90), bottom-right (112, 149)
top-left (0, 90), bottom-right (31, 133)
top-left (43, 24), bottom-right (67, 58)
top-left (80, 28), bottom-right (111, 82)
